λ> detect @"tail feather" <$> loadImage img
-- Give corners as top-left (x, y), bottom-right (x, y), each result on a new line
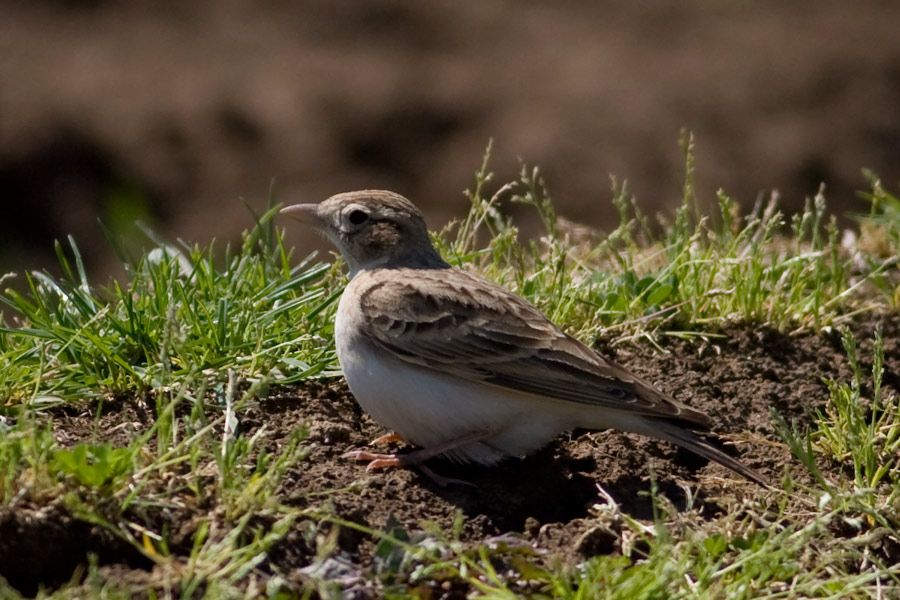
top-left (649, 420), bottom-right (770, 487)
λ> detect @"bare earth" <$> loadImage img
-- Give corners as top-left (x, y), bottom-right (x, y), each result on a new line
top-left (2, 313), bottom-right (897, 596)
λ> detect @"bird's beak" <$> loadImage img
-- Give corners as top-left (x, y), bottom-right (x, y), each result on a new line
top-left (280, 203), bottom-right (324, 228)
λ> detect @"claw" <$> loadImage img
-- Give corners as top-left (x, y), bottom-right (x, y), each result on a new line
top-left (365, 457), bottom-right (402, 471)
top-left (342, 449), bottom-right (406, 470)
top-left (342, 449), bottom-right (473, 486)
top-left (369, 432), bottom-right (405, 446)
top-left (342, 449), bottom-right (398, 465)
top-left (342, 427), bottom-right (498, 487)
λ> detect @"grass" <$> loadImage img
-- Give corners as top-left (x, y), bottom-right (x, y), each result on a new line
top-left (0, 205), bottom-right (341, 405)
top-left (440, 137), bottom-right (896, 343)
top-left (0, 141), bottom-right (898, 598)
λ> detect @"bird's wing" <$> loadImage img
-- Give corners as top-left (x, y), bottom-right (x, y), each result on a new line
top-left (355, 268), bottom-right (711, 428)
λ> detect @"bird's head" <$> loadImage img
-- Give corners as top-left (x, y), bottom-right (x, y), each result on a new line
top-left (281, 190), bottom-right (448, 277)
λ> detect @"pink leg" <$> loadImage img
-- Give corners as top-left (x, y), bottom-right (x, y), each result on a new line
top-left (368, 432), bottom-right (405, 446)
top-left (343, 428), bottom-right (496, 476)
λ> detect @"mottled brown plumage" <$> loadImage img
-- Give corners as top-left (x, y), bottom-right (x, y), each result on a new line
top-left (357, 268), bottom-right (711, 426)
top-left (282, 190), bottom-right (766, 485)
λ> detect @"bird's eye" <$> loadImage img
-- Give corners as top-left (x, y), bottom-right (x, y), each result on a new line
top-left (347, 209), bottom-right (369, 225)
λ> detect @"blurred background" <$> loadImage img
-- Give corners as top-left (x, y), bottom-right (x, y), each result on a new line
top-left (2, 0), bottom-right (899, 278)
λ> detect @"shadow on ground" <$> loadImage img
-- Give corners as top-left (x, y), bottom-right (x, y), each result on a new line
top-left (1, 314), bottom-right (897, 595)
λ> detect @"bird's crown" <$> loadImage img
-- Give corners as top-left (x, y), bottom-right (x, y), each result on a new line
top-left (282, 190), bottom-right (448, 276)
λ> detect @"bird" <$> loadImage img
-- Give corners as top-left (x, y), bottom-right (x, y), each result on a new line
top-left (281, 190), bottom-right (766, 486)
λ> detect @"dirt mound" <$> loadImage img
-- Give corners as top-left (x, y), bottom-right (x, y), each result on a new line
top-left (3, 313), bottom-right (896, 594)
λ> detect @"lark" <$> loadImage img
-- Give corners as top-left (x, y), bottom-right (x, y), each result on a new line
top-left (282, 190), bottom-right (765, 485)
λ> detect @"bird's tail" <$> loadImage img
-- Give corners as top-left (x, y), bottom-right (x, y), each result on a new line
top-left (646, 420), bottom-right (770, 487)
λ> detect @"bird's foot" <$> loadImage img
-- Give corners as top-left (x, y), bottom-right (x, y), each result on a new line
top-left (343, 428), bottom-right (498, 487)
top-left (341, 450), bottom-right (403, 470)
top-left (341, 449), bottom-right (472, 486)
top-left (368, 432), bottom-right (405, 446)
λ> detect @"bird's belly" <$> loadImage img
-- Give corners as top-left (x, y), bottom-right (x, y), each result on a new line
top-left (335, 330), bottom-right (569, 464)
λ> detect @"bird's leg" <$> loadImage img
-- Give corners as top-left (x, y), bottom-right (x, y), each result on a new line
top-left (343, 428), bottom-right (495, 471)
top-left (368, 431), bottom-right (405, 446)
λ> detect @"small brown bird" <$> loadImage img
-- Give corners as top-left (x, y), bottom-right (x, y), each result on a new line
top-left (282, 190), bottom-right (766, 485)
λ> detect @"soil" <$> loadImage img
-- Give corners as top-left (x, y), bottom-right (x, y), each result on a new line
top-left (3, 1), bottom-right (900, 278)
top-left (1, 313), bottom-right (897, 596)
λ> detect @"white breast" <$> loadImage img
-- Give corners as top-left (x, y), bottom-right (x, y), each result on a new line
top-left (334, 279), bottom-right (572, 465)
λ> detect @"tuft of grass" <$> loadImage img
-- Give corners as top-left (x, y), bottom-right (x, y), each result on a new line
top-left (0, 375), bottom-right (315, 598)
top-left (0, 413), bottom-right (57, 504)
top-left (0, 205), bottom-right (342, 406)
top-left (816, 328), bottom-right (897, 493)
top-left (781, 327), bottom-right (899, 543)
top-left (439, 138), bottom-right (894, 345)
top-left (853, 172), bottom-right (900, 309)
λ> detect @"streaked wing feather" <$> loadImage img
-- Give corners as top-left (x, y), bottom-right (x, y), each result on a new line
top-left (358, 269), bottom-right (711, 428)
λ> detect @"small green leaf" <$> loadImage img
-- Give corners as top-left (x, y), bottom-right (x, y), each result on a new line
top-left (645, 282), bottom-right (674, 306)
